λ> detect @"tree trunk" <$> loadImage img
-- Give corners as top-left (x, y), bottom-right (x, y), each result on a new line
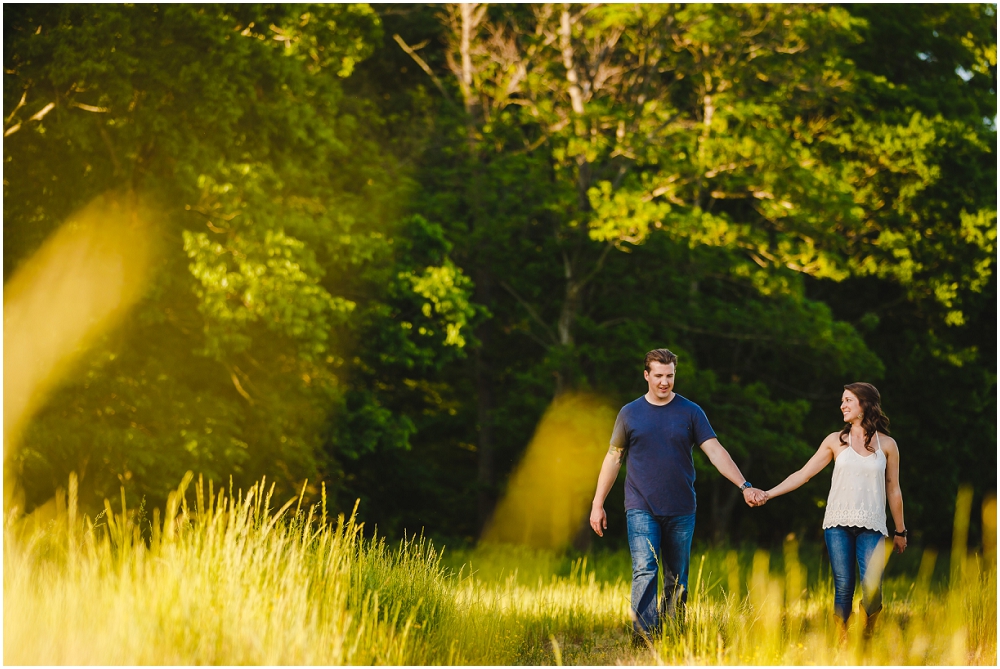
top-left (710, 480), bottom-right (742, 545)
top-left (552, 8), bottom-right (592, 397)
top-left (711, 454), bottom-right (751, 544)
top-left (474, 270), bottom-right (496, 528)
top-left (448, 4), bottom-right (498, 528)
top-left (554, 250), bottom-right (583, 395)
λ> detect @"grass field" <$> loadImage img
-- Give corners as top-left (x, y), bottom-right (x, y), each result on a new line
top-left (4, 473), bottom-right (995, 665)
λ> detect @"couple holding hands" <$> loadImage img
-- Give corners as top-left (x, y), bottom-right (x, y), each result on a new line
top-left (590, 349), bottom-right (906, 639)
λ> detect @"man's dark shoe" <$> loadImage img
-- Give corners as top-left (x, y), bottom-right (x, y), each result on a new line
top-left (630, 629), bottom-right (654, 650)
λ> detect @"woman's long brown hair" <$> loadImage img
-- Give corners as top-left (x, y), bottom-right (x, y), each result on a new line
top-left (839, 382), bottom-right (891, 452)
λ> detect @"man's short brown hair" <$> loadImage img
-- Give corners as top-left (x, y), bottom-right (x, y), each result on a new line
top-left (644, 348), bottom-right (678, 371)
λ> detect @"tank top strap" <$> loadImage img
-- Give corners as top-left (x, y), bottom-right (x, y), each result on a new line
top-left (875, 432), bottom-right (882, 453)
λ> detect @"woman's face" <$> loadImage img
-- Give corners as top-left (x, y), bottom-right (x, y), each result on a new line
top-left (840, 390), bottom-right (862, 423)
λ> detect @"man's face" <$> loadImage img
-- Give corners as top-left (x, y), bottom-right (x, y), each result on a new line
top-left (644, 361), bottom-right (676, 400)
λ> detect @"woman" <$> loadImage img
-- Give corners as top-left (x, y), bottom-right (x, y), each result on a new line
top-left (761, 382), bottom-right (907, 631)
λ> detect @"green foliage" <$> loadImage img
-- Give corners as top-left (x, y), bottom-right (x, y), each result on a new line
top-left (403, 259), bottom-right (476, 347)
top-left (4, 3), bottom-right (995, 550)
top-left (324, 213), bottom-right (479, 468)
top-left (184, 225), bottom-right (353, 360)
top-left (3, 4), bottom-right (403, 513)
top-left (351, 1), bottom-right (994, 546)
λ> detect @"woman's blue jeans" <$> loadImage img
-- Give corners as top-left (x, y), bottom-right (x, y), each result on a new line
top-left (824, 526), bottom-right (886, 623)
top-left (626, 508), bottom-right (696, 636)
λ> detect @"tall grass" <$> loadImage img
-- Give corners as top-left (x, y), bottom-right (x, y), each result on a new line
top-left (4, 475), bottom-right (995, 665)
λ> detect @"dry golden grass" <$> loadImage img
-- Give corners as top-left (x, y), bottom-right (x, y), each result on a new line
top-left (4, 475), bottom-right (995, 665)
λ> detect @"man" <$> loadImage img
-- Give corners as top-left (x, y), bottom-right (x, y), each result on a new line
top-left (589, 348), bottom-right (765, 639)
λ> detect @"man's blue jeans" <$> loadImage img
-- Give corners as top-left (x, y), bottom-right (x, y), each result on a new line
top-left (824, 525), bottom-right (886, 623)
top-left (626, 508), bottom-right (696, 636)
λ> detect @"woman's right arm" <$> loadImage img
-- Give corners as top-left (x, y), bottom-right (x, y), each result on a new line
top-left (765, 434), bottom-right (836, 500)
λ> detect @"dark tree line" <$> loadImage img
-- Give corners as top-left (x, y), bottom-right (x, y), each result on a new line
top-left (4, 3), bottom-right (995, 549)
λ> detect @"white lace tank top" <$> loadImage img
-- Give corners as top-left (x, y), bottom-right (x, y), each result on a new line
top-left (821, 432), bottom-right (887, 536)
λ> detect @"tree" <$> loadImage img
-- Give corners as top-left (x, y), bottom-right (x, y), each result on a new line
top-left (6, 3), bottom-right (993, 548)
top-left (383, 3), bottom-right (995, 542)
top-left (389, 3), bottom-right (890, 536)
top-left (803, 2), bottom-right (997, 545)
top-left (4, 4), bottom-right (476, 513)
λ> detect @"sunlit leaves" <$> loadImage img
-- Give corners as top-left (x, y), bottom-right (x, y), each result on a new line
top-left (587, 181), bottom-right (671, 247)
top-left (183, 228), bottom-right (353, 359)
top-left (403, 260), bottom-right (476, 347)
top-left (833, 111), bottom-right (996, 324)
top-left (268, 5), bottom-right (381, 77)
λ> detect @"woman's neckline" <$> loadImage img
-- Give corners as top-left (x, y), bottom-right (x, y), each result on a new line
top-left (847, 431), bottom-right (877, 459)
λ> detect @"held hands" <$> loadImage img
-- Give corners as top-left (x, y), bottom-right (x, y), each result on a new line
top-left (592, 487), bottom-right (770, 534)
top-left (743, 487), bottom-right (769, 507)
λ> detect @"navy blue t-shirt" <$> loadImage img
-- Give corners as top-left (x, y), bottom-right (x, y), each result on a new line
top-left (611, 394), bottom-right (717, 516)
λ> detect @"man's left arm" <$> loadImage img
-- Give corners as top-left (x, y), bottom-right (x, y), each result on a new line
top-left (699, 438), bottom-right (766, 506)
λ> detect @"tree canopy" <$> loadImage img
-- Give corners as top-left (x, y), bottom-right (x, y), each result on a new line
top-left (4, 3), bottom-right (995, 548)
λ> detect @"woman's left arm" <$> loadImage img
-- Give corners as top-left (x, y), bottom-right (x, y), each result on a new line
top-left (884, 436), bottom-right (907, 554)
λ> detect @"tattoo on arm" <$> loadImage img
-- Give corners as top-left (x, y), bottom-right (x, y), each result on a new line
top-left (608, 445), bottom-right (624, 464)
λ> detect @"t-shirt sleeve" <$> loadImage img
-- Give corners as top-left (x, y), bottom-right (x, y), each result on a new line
top-left (610, 408), bottom-right (628, 450)
top-left (691, 404), bottom-right (717, 446)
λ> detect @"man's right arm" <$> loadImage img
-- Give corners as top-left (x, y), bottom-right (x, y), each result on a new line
top-left (589, 445), bottom-right (624, 537)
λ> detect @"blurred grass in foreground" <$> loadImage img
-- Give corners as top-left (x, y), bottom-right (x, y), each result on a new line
top-left (4, 476), bottom-right (995, 665)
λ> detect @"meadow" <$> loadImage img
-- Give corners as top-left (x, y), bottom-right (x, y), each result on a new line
top-left (4, 473), bottom-right (995, 665)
